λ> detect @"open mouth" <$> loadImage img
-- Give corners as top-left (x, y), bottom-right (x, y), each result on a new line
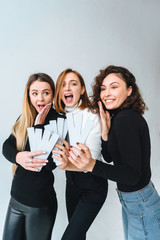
top-left (37, 104), bottom-right (46, 111)
top-left (64, 94), bottom-right (73, 103)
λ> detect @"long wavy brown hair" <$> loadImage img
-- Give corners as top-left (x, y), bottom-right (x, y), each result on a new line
top-left (90, 65), bottom-right (148, 114)
top-left (12, 73), bottom-right (55, 174)
top-left (54, 68), bottom-right (91, 113)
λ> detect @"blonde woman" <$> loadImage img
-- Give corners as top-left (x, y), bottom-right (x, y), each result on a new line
top-left (2, 73), bottom-right (63, 240)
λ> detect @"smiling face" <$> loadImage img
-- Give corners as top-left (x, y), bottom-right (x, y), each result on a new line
top-left (60, 72), bottom-right (85, 108)
top-left (29, 80), bottom-right (53, 113)
top-left (100, 73), bottom-right (132, 110)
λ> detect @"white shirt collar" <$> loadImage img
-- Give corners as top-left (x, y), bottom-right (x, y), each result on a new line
top-left (65, 100), bottom-right (82, 113)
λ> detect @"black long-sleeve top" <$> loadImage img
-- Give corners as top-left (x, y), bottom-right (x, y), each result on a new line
top-left (92, 108), bottom-right (151, 192)
top-left (2, 108), bottom-right (64, 207)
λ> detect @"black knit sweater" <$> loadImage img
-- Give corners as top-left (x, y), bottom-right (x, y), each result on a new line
top-left (92, 109), bottom-right (151, 192)
top-left (2, 108), bottom-right (64, 207)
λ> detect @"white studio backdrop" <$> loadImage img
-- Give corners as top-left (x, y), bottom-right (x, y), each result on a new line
top-left (0, 0), bottom-right (160, 239)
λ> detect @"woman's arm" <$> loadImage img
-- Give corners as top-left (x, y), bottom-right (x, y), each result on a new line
top-left (67, 141), bottom-right (141, 186)
top-left (3, 134), bottom-right (19, 163)
top-left (84, 113), bottom-right (102, 160)
top-left (3, 134), bottom-right (50, 172)
top-left (101, 139), bottom-right (113, 163)
top-left (67, 111), bottom-right (144, 186)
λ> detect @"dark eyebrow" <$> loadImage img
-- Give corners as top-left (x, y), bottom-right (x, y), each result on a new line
top-left (101, 81), bottom-right (120, 87)
top-left (110, 81), bottom-right (120, 85)
top-left (31, 88), bottom-right (51, 92)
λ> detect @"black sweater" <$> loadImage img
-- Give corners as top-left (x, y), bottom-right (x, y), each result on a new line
top-left (2, 108), bottom-right (64, 207)
top-left (92, 109), bottom-right (151, 192)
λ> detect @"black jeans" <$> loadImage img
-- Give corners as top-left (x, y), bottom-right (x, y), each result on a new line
top-left (3, 197), bottom-right (57, 240)
top-left (61, 172), bottom-right (108, 240)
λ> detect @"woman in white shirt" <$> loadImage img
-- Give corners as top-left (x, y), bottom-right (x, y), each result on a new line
top-left (53, 68), bottom-right (108, 240)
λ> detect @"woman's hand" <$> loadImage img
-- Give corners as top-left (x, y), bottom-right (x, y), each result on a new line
top-left (52, 138), bottom-right (70, 170)
top-left (98, 101), bottom-right (111, 141)
top-left (15, 150), bottom-right (48, 172)
top-left (68, 143), bottom-right (96, 172)
top-left (34, 103), bottom-right (52, 125)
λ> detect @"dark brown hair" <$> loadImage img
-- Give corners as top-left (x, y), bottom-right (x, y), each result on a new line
top-left (90, 65), bottom-right (148, 114)
top-left (54, 68), bottom-right (91, 113)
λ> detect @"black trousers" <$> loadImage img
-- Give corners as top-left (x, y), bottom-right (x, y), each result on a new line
top-left (3, 197), bottom-right (57, 240)
top-left (61, 172), bottom-right (108, 240)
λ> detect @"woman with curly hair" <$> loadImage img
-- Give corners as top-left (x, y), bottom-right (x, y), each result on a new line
top-left (64, 65), bottom-right (160, 240)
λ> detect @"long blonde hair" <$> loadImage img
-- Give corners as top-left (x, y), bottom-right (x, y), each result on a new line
top-left (12, 73), bottom-right (55, 174)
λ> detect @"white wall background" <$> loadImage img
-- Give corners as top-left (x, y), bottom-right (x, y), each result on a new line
top-left (0, 0), bottom-right (160, 239)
